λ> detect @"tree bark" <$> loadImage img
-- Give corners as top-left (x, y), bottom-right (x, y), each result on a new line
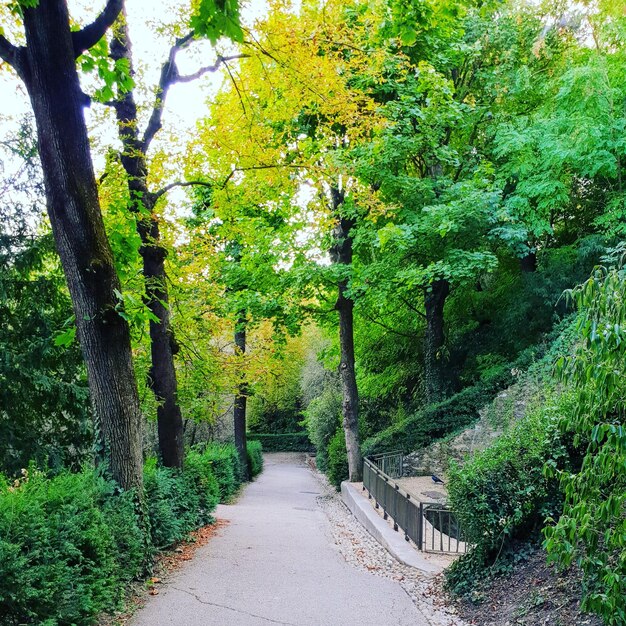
top-left (110, 15), bottom-right (184, 468)
top-left (423, 278), bottom-right (450, 405)
top-left (234, 317), bottom-right (249, 480)
top-left (329, 188), bottom-right (362, 482)
top-left (16, 0), bottom-right (143, 491)
top-left (520, 251), bottom-right (537, 273)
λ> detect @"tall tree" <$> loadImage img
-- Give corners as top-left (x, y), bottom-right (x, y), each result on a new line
top-left (186, 180), bottom-right (300, 472)
top-left (105, 10), bottom-right (242, 468)
top-left (233, 313), bottom-right (248, 479)
top-left (107, 14), bottom-right (184, 467)
top-left (328, 187), bottom-right (362, 480)
top-left (0, 0), bottom-right (144, 491)
top-left (188, 0), bottom-right (388, 479)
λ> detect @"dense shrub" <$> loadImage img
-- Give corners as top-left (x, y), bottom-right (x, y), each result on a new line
top-left (246, 440), bottom-right (264, 478)
top-left (543, 264), bottom-right (626, 624)
top-left (363, 348), bottom-right (538, 456)
top-left (247, 432), bottom-right (314, 453)
top-left (102, 488), bottom-right (150, 582)
top-left (327, 429), bottom-right (349, 489)
top-left (144, 459), bottom-right (205, 550)
top-left (194, 443), bottom-right (241, 501)
top-left (0, 468), bottom-right (141, 625)
top-left (302, 387), bottom-right (341, 470)
top-left (184, 449), bottom-right (221, 520)
top-left (445, 396), bottom-right (571, 597)
top-left (0, 440), bottom-right (247, 625)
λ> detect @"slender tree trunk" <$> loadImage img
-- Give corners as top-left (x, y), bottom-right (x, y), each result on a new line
top-left (143, 215), bottom-right (184, 468)
top-left (520, 251), bottom-right (537, 273)
top-left (110, 16), bottom-right (184, 468)
top-left (423, 279), bottom-right (450, 405)
top-left (234, 317), bottom-right (249, 480)
top-left (329, 188), bottom-right (362, 482)
top-left (18, 0), bottom-right (143, 491)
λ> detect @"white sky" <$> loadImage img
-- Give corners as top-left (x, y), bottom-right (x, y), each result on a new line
top-left (0, 0), bottom-right (268, 184)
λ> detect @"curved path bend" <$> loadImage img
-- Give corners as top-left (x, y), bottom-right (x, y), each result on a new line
top-left (131, 453), bottom-right (427, 626)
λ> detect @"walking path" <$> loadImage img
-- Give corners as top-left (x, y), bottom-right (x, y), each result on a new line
top-left (130, 454), bottom-right (456, 626)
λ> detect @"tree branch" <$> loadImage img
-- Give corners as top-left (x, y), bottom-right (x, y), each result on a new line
top-left (399, 295), bottom-right (427, 319)
top-left (176, 54), bottom-right (249, 83)
top-left (152, 179), bottom-right (213, 201)
top-left (0, 34), bottom-right (25, 77)
top-left (141, 31), bottom-right (245, 153)
top-left (72, 0), bottom-right (125, 58)
top-left (220, 163), bottom-right (310, 188)
top-left (360, 311), bottom-right (415, 338)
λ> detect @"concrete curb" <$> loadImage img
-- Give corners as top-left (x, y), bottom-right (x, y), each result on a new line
top-left (341, 481), bottom-right (443, 576)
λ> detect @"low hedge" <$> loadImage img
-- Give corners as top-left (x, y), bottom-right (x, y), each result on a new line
top-left (0, 439), bottom-right (260, 625)
top-left (0, 468), bottom-right (145, 625)
top-left (144, 456), bottom-right (220, 550)
top-left (247, 432), bottom-right (314, 452)
top-left (191, 442), bottom-right (241, 502)
top-left (246, 440), bottom-right (263, 478)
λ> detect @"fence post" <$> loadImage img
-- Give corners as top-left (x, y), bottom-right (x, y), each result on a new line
top-left (374, 468), bottom-right (379, 509)
top-left (418, 502), bottom-right (424, 551)
top-left (404, 493), bottom-right (410, 541)
top-left (393, 484), bottom-right (399, 531)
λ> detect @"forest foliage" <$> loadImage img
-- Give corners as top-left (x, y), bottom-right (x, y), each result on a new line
top-left (0, 0), bottom-right (625, 622)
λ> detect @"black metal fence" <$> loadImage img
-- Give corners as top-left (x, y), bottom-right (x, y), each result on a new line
top-left (422, 503), bottom-right (465, 553)
top-left (362, 455), bottom-right (467, 554)
top-left (370, 450), bottom-right (404, 478)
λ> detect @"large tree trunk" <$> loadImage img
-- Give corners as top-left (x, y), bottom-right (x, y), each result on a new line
top-left (233, 317), bottom-right (249, 480)
top-left (110, 17), bottom-right (184, 468)
top-left (423, 279), bottom-right (450, 405)
top-left (19, 0), bottom-right (143, 491)
top-left (329, 188), bottom-right (362, 482)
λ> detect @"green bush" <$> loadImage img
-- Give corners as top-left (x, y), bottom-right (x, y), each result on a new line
top-left (144, 458), bottom-right (204, 549)
top-left (183, 449), bottom-right (221, 523)
top-left (363, 348), bottom-right (538, 457)
top-left (0, 443), bottom-right (237, 625)
top-left (302, 387), bottom-right (342, 470)
top-left (247, 432), bottom-right (314, 453)
top-left (194, 443), bottom-right (241, 502)
top-left (445, 397), bottom-right (570, 597)
top-left (543, 265), bottom-right (626, 624)
top-left (246, 440), bottom-right (264, 478)
top-left (327, 429), bottom-right (349, 489)
top-left (102, 488), bottom-right (150, 582)
top-left (0, 468), bottom-right (141, 625)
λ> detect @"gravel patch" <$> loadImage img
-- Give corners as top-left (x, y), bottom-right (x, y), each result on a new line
top-left (396, 476), bottom-right (448, 503)
top-left (312, 469), bottom-right (467, 626)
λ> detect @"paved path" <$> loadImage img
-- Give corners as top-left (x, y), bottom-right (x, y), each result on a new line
top-left (131, 453), bottom-right (427, 626)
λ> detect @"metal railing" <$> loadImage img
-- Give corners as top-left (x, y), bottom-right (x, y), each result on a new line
top-left (370, 450), bottom-right (404, 478)
top-left (362, 454), bottom-right (467, 554)
top-left (422, 503), bottom-right (466, 553)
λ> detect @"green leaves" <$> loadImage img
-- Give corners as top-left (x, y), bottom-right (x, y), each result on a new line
top-left (544, 262), bottom-right (626, 624)
top-left (78, 39), bottom-right (134, 103)
top-left (113, 288), bottom-right (159, 328)
top-left (53, 326), bottom-right (76, 348)
top-left (190, 0), bottom-right (243, 44)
